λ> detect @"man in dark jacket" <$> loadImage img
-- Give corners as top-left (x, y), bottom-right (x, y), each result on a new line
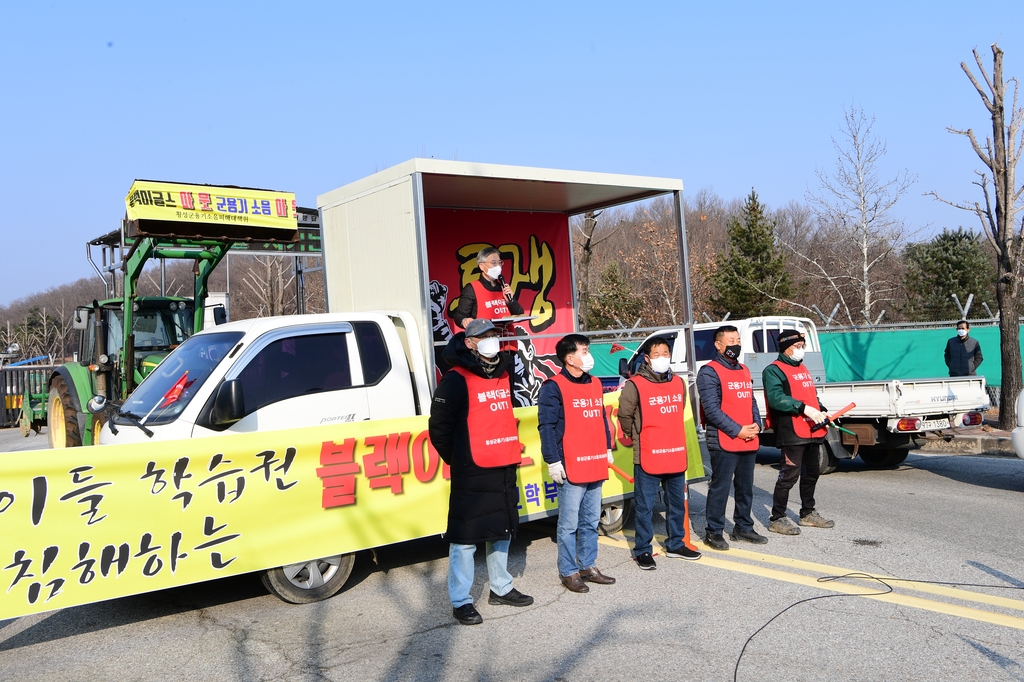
top-left (452, 247), bottom-right (524, 328)
top-left (763, 329), bottom-right (833, 535)
top-left (428, 319), bottom-right (533, 626)
top-left (944, 320), bottom-right (983, 377)
top-left (697, 325), bottom-right (764, 551)
top-left (538, 334), bottom-right (616, 593)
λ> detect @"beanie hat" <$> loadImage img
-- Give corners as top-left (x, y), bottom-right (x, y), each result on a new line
top-left (777, 329), bottom-right (805, 353)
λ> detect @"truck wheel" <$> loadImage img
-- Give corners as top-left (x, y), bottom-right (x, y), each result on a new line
top-left (261, 553), bottom-right (355, 604)
top-left (598, 499), bottom-right (632, 535)
top-left (859, 448), bottom-right (908, 468)
top-left (47, 379), bottom-right (82, 449)
top-left (818, 445), bottom-right (839, 475)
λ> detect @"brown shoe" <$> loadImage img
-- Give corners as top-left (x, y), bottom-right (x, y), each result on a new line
top-left (560, 572), bottom-right (590, 593)
top-left (579, 566), bottom-right (616, 585)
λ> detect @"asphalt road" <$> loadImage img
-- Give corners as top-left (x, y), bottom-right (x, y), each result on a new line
top-left (1, 430), bottom-right (1023, 681)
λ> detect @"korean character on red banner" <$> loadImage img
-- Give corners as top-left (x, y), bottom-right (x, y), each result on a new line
top-left (318, 438), bottom-right (360, 507)
top-left (362, 432), bottom-right (411, 494)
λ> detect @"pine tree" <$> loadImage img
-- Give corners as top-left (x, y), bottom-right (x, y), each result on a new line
top-left (902, 228), bottom-right (996, 321)
top-left (585, 262), bottom-right (645, 329)
top-left (709, 190), bottom-right (791, 317)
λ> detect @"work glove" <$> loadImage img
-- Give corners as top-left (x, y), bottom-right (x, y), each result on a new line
top-left (548, 461), bottom-right (566, 485)
top-left (607, 449), bottom-right (615, 464)
top-left (802, 404), bottom-right (827, 425)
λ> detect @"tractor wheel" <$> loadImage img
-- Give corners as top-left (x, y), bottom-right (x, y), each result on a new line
top-left (47, 378), bottom-right (82, 449)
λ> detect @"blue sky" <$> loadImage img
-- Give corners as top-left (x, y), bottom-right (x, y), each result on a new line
top-left (3, 1), bottom-right (1023, 305)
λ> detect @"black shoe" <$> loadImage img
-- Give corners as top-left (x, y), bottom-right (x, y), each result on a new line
top-left (452, 603), bottom-right (482, 625)
top-left (666, 546), bottom-right (702, 560)
top-left (704, 532), bottom-right (730, 551)
top-left (730, 528), bottom-right (768, 544)
top-left (488, 588), bottom-right (534, 607)
top-left (635, 552), bottom-right (657, 570)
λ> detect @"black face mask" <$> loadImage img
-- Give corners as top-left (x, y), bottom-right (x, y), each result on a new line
top-left (723, 344), bottom-right (741, 361)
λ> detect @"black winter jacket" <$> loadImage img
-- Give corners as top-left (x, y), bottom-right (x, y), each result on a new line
top-left (428, 333), bottom-right (520, 545)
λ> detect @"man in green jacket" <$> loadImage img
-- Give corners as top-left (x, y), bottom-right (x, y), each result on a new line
top-left (763, 329), bottom-right (834, 535)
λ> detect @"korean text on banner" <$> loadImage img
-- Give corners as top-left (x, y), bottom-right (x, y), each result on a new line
top-left (125, 180), bottom-right (298, 232)
top-left (0, 391), bottom-right (701, 621)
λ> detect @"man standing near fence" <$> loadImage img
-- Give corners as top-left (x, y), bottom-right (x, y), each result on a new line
top-left (944, 320), bottom-right (983, 377)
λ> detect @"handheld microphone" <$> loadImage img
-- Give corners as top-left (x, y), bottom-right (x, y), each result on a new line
top-left (497, 274), bottom-right (513, 301)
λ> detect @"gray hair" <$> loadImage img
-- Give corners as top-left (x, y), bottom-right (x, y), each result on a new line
top-left (476, 246), bottom-right (500, 264)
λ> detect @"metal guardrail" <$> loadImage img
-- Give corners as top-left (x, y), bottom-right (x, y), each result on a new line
top-left (1, 366), bottom-right (55, 428)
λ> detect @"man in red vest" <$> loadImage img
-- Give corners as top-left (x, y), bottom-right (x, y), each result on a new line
top-left (618, 336), bottom-right (701, 570)
top-left (429, 318), bottom-right (533, 625)
top-left (452, 247), bottom-right (524, 328)
top-left (697, 325), bottom-right (764, 551)
top-left (763, 328), bottom-right (834, 535)
top-left (538, 334), bottom-right (616, 593)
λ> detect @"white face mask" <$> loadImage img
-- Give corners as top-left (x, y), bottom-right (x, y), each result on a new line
top-left (486, 265), bottom-right (502, 280)
top-left (957, 329), bottom-right (968, 338)
top-left (578, 352), bottom-right (595, 373)
top-left (475, 336), bottom-right (500, 358)
top-left (790, 347), bottom-right (806, 362)
top-left (649, 356), bottom-right (671, 374)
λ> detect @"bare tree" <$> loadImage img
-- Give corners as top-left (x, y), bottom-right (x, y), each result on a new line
top-left (927, 44), bottom-right (1024, 428)
top-left (783, 107), bottom-right (916, 325)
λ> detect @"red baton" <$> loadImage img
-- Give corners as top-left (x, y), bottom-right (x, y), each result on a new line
top-left (609, 462), bottom-right (634, 484)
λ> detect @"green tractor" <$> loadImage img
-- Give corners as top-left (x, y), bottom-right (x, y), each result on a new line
top-left (20, 180), bottom-right (299, 447)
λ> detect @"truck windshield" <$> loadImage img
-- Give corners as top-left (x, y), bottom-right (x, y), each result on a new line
top-left (117, 331), bottom-right (243, 426)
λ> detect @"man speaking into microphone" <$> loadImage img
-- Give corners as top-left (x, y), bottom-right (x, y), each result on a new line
top-left (453, 247), bottom-right (524, 328)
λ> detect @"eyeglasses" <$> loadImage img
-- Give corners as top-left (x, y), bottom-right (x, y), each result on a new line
top-left (482, 259), bottom-right (502, 267)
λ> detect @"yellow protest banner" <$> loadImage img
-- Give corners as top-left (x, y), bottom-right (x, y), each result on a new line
top-left (0, 391), bottom-right (702, 621)
top-left (124, 180), bottom-right (298, 232)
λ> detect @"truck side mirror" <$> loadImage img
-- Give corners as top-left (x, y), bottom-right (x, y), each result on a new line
top-left (72, 308), bottom-right (90, 331)
top-left (213, 306), bottom-right (227, 325)
top-left (210, 379), bottom-right (245, 426)
top-left (618, 357), bottom-right (630, 379)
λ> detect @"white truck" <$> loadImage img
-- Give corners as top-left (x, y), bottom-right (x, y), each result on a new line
top-left (95, 160), bottom-right (697, 603)
top-left (622, 316), bottom-right (990, 472)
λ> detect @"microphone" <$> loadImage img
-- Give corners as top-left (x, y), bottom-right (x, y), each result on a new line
top-left (497, 274), bottom-right (513, 302)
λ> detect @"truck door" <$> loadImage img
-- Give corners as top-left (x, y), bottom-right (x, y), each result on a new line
top-left (195, 328), bottom-right (370, 436)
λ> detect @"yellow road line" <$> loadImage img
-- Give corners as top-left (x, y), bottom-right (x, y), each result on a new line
top-left (597, 534), bottom-right (1024, 631)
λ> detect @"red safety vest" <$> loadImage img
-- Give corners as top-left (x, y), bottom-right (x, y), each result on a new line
top-left (551, 374), bottom-right (610, 484)
top-left (767, 359), bottom-right (819, 439)
top-left (450, 366), bottom-right (522, 468)
top-left (470, 279), bottom-right (510, 320)
top-left (630, 374), bottom-right (688, 475)
top-left (705, 362), bottom-right (759, 452)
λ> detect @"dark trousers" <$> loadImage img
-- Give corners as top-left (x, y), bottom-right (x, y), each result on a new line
top-left (705, 447), bottom-right (757, 535)
top-left (771, 443), bottom-right (820, 520)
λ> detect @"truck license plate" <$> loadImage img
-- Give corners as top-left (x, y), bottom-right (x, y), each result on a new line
top-left (921, 418), bottom-right (950, 430)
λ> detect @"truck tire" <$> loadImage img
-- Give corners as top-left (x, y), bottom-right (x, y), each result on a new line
top-left (859, 447), bottom-right (908, 468)
top-left (818, 444), bottom-right (839, 475)
top-left (598, 499), bottom-right (632, 535)
top-left (47, 378), bottom-right (82, 449)
top-left (261, 553), bottom-right (355, 604)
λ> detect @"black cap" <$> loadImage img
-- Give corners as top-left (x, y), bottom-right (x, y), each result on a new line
top-left (778, 329), bottom-right (805, 353)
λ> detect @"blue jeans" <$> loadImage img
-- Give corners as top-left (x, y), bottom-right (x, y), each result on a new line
top-left (632, 464), bottom-right (690, 556)
top-left (705, 448), bottom-right (757, 535)
top-left (448, 540), bottom-right (513, 607)
top-left (556, 479), bottom-right (603, 577)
